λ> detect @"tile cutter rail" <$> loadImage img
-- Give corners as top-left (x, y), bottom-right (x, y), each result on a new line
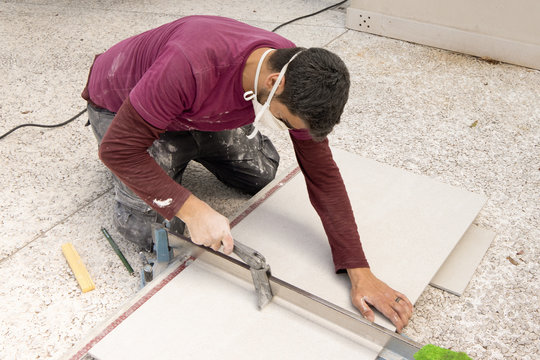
top-left (143, 225), bottom-right (423, 360)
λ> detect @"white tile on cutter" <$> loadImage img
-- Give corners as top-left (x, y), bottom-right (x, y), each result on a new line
top-left (89, 261), bottom-right (380, 360)
top-left (231, 148), bottom-right (486, 329)
top-left (430, 225), bottom-right (496, 296)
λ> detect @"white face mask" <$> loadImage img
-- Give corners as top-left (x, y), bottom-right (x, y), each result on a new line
top-left (252, 92), bottom-right (289, 132)
top-left (244, 49), bottom-right (302, 139)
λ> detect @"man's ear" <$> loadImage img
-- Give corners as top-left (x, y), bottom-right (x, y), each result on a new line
top-left (264, 73), bottom-right (285, 93)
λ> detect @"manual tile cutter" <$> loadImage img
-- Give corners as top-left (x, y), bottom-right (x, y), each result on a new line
top-left (140, 223), bottom-right (423, 360)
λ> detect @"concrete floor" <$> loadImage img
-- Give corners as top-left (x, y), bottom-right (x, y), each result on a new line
top-left (0, 1), bottom-right (538, 359)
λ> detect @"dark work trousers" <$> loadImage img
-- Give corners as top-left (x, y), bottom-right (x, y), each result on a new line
top-left (87, 103), bottom-right (280, 249)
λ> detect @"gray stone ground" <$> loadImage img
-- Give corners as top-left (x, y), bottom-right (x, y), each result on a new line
top-left (0, 1), bottom-right (538, 359)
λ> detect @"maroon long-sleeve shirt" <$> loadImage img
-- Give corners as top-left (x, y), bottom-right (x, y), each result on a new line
top-left (83, 16), bottom-right (369, 271)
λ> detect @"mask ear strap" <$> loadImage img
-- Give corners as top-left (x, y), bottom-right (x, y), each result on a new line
top-left (243, 90), bottom-right (255, 101)
top-left (254, 49), bottom-right (275, 96)
top-left (244, 48), bottom-right (275, 101)
top-left (246, 126), bottom-right (259, 139)
top-left (246, 48), bottom-right (275, 138)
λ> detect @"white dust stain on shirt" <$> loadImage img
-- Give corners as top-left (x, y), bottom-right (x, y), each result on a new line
top-left (153, 198), bottom-right (173, 208)
top-left (108, 53), bottom-right (125, 78)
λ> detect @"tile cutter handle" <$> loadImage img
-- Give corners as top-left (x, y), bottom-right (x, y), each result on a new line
top-left (159, 226), bottom-right (274, 310)
top-left (232, 241), bottom-right (268, 272)
top-left (232, 240), bottom-right (273, 310)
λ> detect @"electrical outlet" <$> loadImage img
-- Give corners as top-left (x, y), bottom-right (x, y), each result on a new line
top-left (356, 13), bottom-right (372, 30)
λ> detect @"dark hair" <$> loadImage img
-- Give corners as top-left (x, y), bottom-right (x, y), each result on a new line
top-left (268, 47), bottom-right (350, 141)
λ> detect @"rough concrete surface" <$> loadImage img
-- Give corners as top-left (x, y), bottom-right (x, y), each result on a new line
top-left (0, 1), bottom-right (538, 359)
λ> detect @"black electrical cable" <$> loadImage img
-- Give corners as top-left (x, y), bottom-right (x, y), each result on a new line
top-left (0, 108), bottom-right (87, 140)
top-left (1, 1), bottom-right (346, 140)
top-left (271, 0), bottom-right (348, 32)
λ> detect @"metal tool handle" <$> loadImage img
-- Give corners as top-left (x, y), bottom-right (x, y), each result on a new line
top-left (232, 240), bottom-right (267, 271)
top-left (160, 227), bottom-right (273, 309)
top-left (161, 225), bottom-right (267, 271)
top-left (232, 240), bottom-right (273, 309)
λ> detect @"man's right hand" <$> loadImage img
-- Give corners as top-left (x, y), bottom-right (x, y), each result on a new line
top-left (347, 267), bottom-right (413, 332)
top-left (176, 194), bottom-right (234, 254)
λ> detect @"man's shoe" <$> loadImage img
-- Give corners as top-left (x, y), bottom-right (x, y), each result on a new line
top-left (112, 202), bottom-right (155, 251)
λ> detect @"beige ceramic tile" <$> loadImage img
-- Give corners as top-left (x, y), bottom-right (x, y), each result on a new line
top-left (89, 261), bottom-right (380, 360)
top-left (430, 225), bottom-right (496, 296)
top-left (230, 148), bottom-right (486, 329)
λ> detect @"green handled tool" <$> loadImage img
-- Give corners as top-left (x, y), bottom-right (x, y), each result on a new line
top-left (101, 227), bottom-right (134, 275)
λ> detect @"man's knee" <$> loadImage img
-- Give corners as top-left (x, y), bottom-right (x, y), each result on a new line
top-left (246, 158), bottom-right (279, 194)
top-left (257, 134), bottom-right (280, 181)
top-left (236, 140), bottom-right (280, 194)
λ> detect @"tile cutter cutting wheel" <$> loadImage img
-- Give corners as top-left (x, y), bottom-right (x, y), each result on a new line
top-left (143, 225), bottom-right (423, 360)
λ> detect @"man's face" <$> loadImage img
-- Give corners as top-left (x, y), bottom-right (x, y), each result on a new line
top-left (257, 87), bottom-right (308, 131)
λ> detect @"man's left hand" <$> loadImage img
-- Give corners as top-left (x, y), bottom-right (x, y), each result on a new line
top-left (347, 267), bottom-right (413, 333)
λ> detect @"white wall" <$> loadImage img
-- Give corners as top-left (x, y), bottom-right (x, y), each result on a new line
top-left (347, 0), bottom-right (540, 69)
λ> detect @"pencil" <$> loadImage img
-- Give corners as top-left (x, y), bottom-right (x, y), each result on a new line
top-left (101, 227), bottom-right (135, 275)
